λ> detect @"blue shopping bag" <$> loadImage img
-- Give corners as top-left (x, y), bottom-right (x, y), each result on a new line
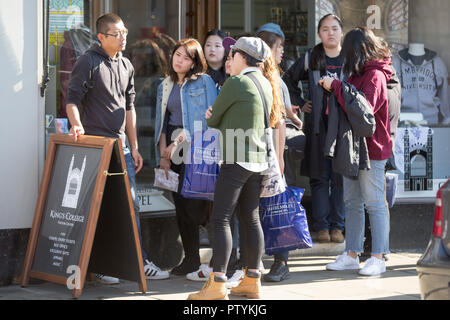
top-left (385, 172), bottom-right (398, 208)
top-left (260, 186), bottom-right (313, 255)
top-left (181, 131), bottom-right (220, 201)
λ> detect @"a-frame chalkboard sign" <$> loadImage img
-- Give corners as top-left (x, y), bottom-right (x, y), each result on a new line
top-left (21, 134), bottom-right (147, 298)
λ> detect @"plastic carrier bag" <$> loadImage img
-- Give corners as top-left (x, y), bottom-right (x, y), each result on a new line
top-left (181, 131), bottom-right (220, 201)
top-left (260, 186), bottom-right (313, 255)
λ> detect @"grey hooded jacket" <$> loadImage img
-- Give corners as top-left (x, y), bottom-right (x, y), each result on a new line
top-left (392, 48), bottom-right (449, 125)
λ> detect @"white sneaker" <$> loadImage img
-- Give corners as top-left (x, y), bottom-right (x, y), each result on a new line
top-left (326, 252), bottom-right (360, 271)
top-left (359, 257), bottom-right (386, 276)
top-left (94, 274), bottom-right (120, 285)
top-left (144, 260), bottom-right (170, 280)
top-left (186, 264), bottom-right (213, 281)
top-left (226, 269), bottom-right (245, 288)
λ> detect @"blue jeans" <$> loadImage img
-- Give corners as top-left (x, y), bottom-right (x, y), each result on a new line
top-left (310, 158), bottom-right (345, 232)
top-left (344, 160), bottom-right (390, 255)
top-left (124, 148), bottom-right (148, 261)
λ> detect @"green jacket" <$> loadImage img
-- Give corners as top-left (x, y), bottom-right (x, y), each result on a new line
top-left (207, 70), bottom-right (273, 163)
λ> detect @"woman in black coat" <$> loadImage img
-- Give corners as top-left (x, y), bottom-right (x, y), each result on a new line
top-left (282, 14), bottom-right (346, 244)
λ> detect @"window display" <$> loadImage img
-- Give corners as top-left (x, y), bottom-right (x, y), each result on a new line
top-left (315, 0), bottom-right (408, 54)
top-left (392, 43), bottom-right (450, 200)
top-left (392, 43), bottom-right (450, 126)
top-left (42, 0), bottom-right (449, 203)
top-left (313, 0), bottom-right (449, 201)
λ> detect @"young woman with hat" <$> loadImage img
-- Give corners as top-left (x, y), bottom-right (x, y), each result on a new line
top-left (188, 37), bottom-right (282, 300)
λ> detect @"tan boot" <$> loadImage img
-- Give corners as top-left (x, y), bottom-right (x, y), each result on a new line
top-left (187, 273), bottom-right (228, 300)
top-left (230, 272), bottom-right (261, 299)
top-left (330, 229), bottom-right (345, 243)
top-left (317, 230), bottom-right (331, 243)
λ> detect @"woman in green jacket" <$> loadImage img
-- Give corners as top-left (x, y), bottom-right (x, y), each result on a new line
top-left (188, 37), bottom-right (282, 300)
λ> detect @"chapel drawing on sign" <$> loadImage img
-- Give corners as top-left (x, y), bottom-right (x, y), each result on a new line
top-left (62, 155), bottom-right (86, 209)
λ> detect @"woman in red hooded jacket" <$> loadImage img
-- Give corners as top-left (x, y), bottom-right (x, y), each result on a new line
top-left (319, 27), bottom-right (392, 276)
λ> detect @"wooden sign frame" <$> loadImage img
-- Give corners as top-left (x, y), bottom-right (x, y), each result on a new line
top-left (21, 134), bottom-right (147, 298)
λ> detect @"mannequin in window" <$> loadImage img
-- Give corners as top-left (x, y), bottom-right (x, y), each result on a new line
top-left (393, 43), bottom-right (449, 125)
top-left (408, 43), bottom-right (425, 65)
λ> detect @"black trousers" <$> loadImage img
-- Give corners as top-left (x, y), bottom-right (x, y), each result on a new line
top-left (211, 164), bottom-right (264, 273)
top-left (167, 124), bottom-right (208, 265)
top-left (172, 191), bottom-right (208, 265)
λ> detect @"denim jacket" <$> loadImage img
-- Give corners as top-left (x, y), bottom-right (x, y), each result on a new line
top-left (154, 73), bottom-right (217, 164)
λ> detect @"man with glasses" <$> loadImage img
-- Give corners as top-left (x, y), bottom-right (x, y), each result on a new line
top-left (66, 13), bottom-right (169, 283)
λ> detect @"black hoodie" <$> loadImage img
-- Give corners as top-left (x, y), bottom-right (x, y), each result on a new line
top-left (67, 44), bottom-right (136, 147)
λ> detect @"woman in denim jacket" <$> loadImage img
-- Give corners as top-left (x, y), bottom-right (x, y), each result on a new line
top-left (155, 38), bottom-right (217, 276)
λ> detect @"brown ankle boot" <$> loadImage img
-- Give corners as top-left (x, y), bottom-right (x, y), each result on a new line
top-left (330, 229), bottom-right (345, 243)
top-left (317, 230), bottom-right (331, 243)
top-left (187, 273), bottom-right (228, 300)
top-left (230, 272), bottom-right (261, 299)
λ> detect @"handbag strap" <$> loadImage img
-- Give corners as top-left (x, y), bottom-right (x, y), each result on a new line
top-left (245, 72), bottom-right (271, 129)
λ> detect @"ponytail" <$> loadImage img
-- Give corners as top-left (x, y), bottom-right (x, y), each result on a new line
top-left (261, 55), bottom-right (284, 128)
top-left (310, 43), bottom-right (327, 73)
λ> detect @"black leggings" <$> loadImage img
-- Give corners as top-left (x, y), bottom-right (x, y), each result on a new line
top-left (211, 164), bottom-right (264, 273)
top-left (166, 124), bottom-right (208, 265)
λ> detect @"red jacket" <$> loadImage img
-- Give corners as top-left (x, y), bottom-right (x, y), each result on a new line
top-left (331, 59), bottom-right (393, 161)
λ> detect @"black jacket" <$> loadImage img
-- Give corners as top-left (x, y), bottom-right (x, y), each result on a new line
top-left (324, 82), bottom-right (375, 179)
top-left (283, 52), bottom-right (401, 178)
top-left (282, 51), bottom-right (335, 179)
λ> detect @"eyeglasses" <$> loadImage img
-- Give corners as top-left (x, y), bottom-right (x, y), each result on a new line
top-left (101, 28), bottom-right (128, 39)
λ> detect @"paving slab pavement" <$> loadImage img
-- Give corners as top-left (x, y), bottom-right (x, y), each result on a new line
top-left (0, 252), bottom-right (422, 301)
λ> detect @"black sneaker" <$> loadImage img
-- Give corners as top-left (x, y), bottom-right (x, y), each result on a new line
top-left (360, 251), bottom-right (371, 262)
top-left (171, 259), bottom-right (200, 276)
top-left (263, 261), bottom-right (290, 282)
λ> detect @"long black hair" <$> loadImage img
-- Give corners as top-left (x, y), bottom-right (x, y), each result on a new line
top-left (340, 27), bottom-right (392, 77)
top-left (310, 14), bottom-right (343, 73)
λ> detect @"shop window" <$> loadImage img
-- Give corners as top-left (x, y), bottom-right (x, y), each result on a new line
top-left (220, 0), bottom-right (245, 36)
top-left (117, 0), bottom-right (179, 188)
top-left (253, 0), bottom-right (309, 63)
top-left (221, 0), bottom-right (309, 66)
top-left (45, 0), bottom-right (94, 152)
top-left (45, 0), bottom-right (181, 213)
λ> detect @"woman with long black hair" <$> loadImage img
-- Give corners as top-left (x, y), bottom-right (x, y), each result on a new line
top-left (322, 27), bottom-right (393, 276)
top-left (283, 14), bottom-right (346, 244)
